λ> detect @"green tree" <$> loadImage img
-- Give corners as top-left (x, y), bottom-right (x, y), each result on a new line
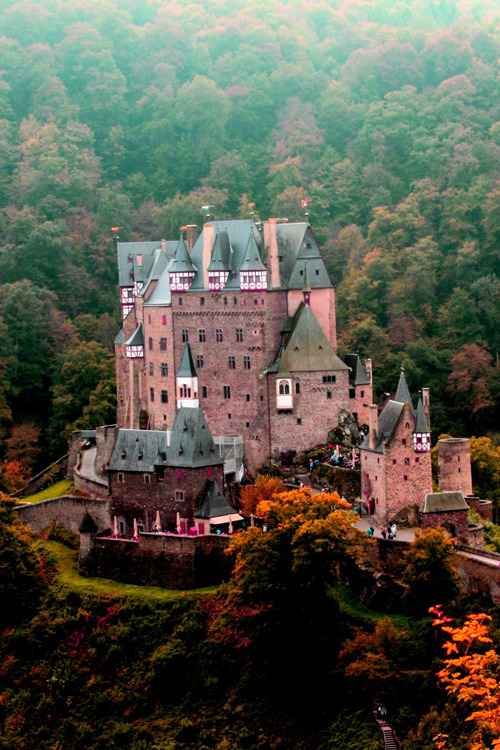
top-left (401, 528), bottom-right (460, 616)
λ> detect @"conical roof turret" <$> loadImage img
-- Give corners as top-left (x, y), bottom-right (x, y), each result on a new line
top-left (395, 367), bottom-right (414, 413)
top-left (177, 342), bottom-right (197, 378)
top-left (171, 233), bottom-right (196, 273)
top-left (414, 396), bottom-right (430, 433)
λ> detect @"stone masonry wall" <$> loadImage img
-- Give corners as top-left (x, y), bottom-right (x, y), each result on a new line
top-left (438, 438), bottom-right (473, 496)
top-left (109, 463), bottom-right (225, 533)
top-left (421, 509), bottom-right (470, 543)
top-left (15, 496), bottom-right (111, 535)
top-left (269, 369), bottom-right (350, 459)
top-left (80, 532), bottom-right (232, 589)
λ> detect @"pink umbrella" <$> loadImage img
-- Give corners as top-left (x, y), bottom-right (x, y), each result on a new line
top-left (228, 515), bottom-right (233, 535)
top-left (250, 513), bottom-right (255, 527)
top-left (176, 511), bottom-right (181, 534)
top-left (155, 510), bottom-right (161, 532)
top-left (133, 518), bottom-right (138, 539)
top-left (113, 516), bottom-right (118, 538)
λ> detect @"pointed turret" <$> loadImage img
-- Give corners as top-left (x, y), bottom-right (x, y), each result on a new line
top-left (169, 233), bottom-right (196, 292)
top-left (239, 235), bottom-right (267, 291)
top-left (176, 343), bottom-right (199, 407)
top-left (208, 231), bottom-right (230, 291)
top-left (413, 396), bottom-right (431, 452)
top-left (395, 367), bottom-right (414, 413)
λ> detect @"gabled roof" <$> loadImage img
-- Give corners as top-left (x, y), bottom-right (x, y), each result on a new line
top-left (275, 303), bottom-right (349, 374)
top-left (207, 231), bottom-right (231, 272)
top-left (344, 354), bottom-right (371, 386)
top-left (167, 407), bottom-right (223, 468)
top-left (143, 260), bottom-right (172, 306)
top-left (275, 224), bottom-right (333, 289)
top-left (362, 400), bottom-right (405, 454)
top-left (137, 248), bottom-right (169, 298)
top-left (177, 343), bottom-right (197, 378)
top-left (395, 368), bottom-right (414, 413)
top-left (117, 241), bottom-right (176, 287)
top-left (109, 429), bottom-right (169, 473)
top-left (125, 323), bottom-right (144, 347)
top-left (414, 397), bottom-right (430, 433)
top-left (114, 329), bottom-right (124, 345)
top-left (194, 479), bottom-right (237, 519)
top-left (170, 234), bottom-right (196, 274)
top-left (239, 235), bottom-right (267, 272)
top-left (421, 491), bottom-right (469, 514)
top-left (190, 220), bottom-right (262, 289)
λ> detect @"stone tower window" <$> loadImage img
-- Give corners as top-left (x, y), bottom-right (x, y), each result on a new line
top-left (279, 380), bottom-right (290, 395)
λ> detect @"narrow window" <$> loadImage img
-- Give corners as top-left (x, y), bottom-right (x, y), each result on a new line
top-left (216, 328), bottom-right (223, 342)
top-left (228, 413), bottom-right (231, 419)
top-left (279, 380), bottom-right (290, 395)
top-left (161, 362), bottom-right (168, 376)
top-left (175, 490), bottom-right (184, 501)
top-left (149, 337), bottom-right (153, 351)
top-left (150, 387), bottom-right (154, 402)
top-left (182, 329), bottom-right (189, 343)
top-left (236, 328), bottom-right (243, 342)
top-left (200, 296), bottom-right (205, 306)
top-left (149, 363), bottom-right (154, 376)
top-left (223, 297), bottom-right (227, 306)
top-left (327, 391), bottom-right (332, 399)
top-left (161, 390), bottom-right (168, 403)
top-left (228, 356), bottom-right (236, 369)
top-left (246, 421), bottom-right (250, 427)
top-left (404, 475), bottom-right (408, 482)
top-left (223, 385), bottom-right (231, 399)
top-left (297, 418), bottom-right (302, 425)
top-left (243, 356), bottom-right (251, 370)
top-left (178, 297), bottom-right (183, 306)
top-left (199, 329), bottom-right (206, 343)
top-left (118, 473), bottom-right (124, 483)
top-left (402, 439), bottom-right (406, 446)
top-left (405, 457), bottom-right (410, 465)
top-left (162, 314), bottom-right (167, 325)
top-left (202, 386), bottom-right (208, 398)
top-left (144, 474), bottom-right (150, 484)
top-left (196, 355), bottom-right (204, 368)
top-left (160, 337), bottom-right (167, 351)
top-left (246, 393), bottom-right (250, 402)
top-left (295, 382), bottom-right (300, 394)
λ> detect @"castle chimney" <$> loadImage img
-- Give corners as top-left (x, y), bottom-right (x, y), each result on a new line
top-left (263, 220), bottom-right (281, 288)
top-left (422, 387), bottom-right (430, 429)
top-left (161, 239), bottom-right (166, 254)
top-left (368, 404), bottom-right (378, 449)
top-left (202, 223), bottom-right (215, 289)
top-left (365, 358), bottom-right (372, 384)
top-left (185, 224), bottom-right (198, 252)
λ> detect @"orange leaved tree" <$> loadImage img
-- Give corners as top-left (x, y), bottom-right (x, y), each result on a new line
top-left (431, 605), bottom-right (500, 750)
top-left (239, 475), bottom-right (285, 515)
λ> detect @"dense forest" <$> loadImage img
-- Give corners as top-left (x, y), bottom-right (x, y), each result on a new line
top-left (1, 0), bottom-right (500, 488)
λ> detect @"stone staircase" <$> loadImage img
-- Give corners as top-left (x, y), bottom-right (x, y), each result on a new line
top-left (373, 699), bottom-right (399, 749)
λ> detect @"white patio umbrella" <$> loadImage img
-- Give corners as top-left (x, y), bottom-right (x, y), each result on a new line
top-left (250, 513), bottom-right (254, 527)
top-left (155, 510), bottom-right (161, 532)
top-left (113, 516), bottom-right (118, 537)
top-left (133, 518), bottom-right (138, 539)
top-left (176, 511), bottom-right (181, 534)
top-left (228, 515), bottom-right (233, 535)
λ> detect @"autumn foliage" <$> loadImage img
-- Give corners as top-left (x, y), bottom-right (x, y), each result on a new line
top-left (239, 475), bottom-right (285, 515)
top-left (431, 606), bottom-right (500, 750)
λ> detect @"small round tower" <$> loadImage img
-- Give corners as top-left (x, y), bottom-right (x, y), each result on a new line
top-left (438, 438), bottom-right (473, 496)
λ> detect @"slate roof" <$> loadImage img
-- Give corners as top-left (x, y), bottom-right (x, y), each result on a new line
top-left (143, 260), bottom-right (173, 306)
top-left (189, 220), bottom-right (262, 289)
top-left (125, 323), bottom-right (144, 347)
top-left (170, 235), bottom-right (196, 274)
top-left (344, 354), bottom-right (371, 386)
top-left (108, 430), bottom-right (169, 473)
top-left (137, 248), bottom-right (169, 298)
top-left (362, 400), bottom-right (405, 454)
top-left (273, 303), bottom-right (349, 374)
top-left (167, 407), bottom-right (223, 468)
top-left (414, 397), bottom-right (430, 433)
top-left (114, 329), bottom-right (124, 345)
top-left (117, 241), bottom-right (176, 287)
top-left (239, 235), bottom-right (267, 272)
top-left (177, 343), bottom-right (197, 378)
top-left (395, 369), bottom-right (414, 413)
top-left (194, 479), bottom-right (237, 519)
top-left (275, 223), bottom-right (333, 289)
top-left (207, 231), bottom-right (231, 271)
top-left (421, 491), bottom-right (469, 514)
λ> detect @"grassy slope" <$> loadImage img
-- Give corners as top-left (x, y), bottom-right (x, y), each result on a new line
top-left (40, 540), bottom-right (217, 601)
top-left (20, 479), bottom-right (73, 503)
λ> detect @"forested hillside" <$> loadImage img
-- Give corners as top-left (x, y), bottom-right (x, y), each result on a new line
top-left (1, 0), bottom-right (500, 487)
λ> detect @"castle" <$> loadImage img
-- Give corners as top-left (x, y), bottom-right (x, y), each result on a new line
top-left (114, 220), bottom-right (372, 473)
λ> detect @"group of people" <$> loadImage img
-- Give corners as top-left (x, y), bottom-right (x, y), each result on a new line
top-left (367, 523), bottom-right (398, 539)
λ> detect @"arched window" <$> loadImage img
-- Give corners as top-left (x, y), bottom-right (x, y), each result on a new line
top-left (279, 380), bottom-right (290, 395)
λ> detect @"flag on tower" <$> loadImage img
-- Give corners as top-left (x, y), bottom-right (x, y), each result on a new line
top-left (301, 199), bottom-right (310, 208)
